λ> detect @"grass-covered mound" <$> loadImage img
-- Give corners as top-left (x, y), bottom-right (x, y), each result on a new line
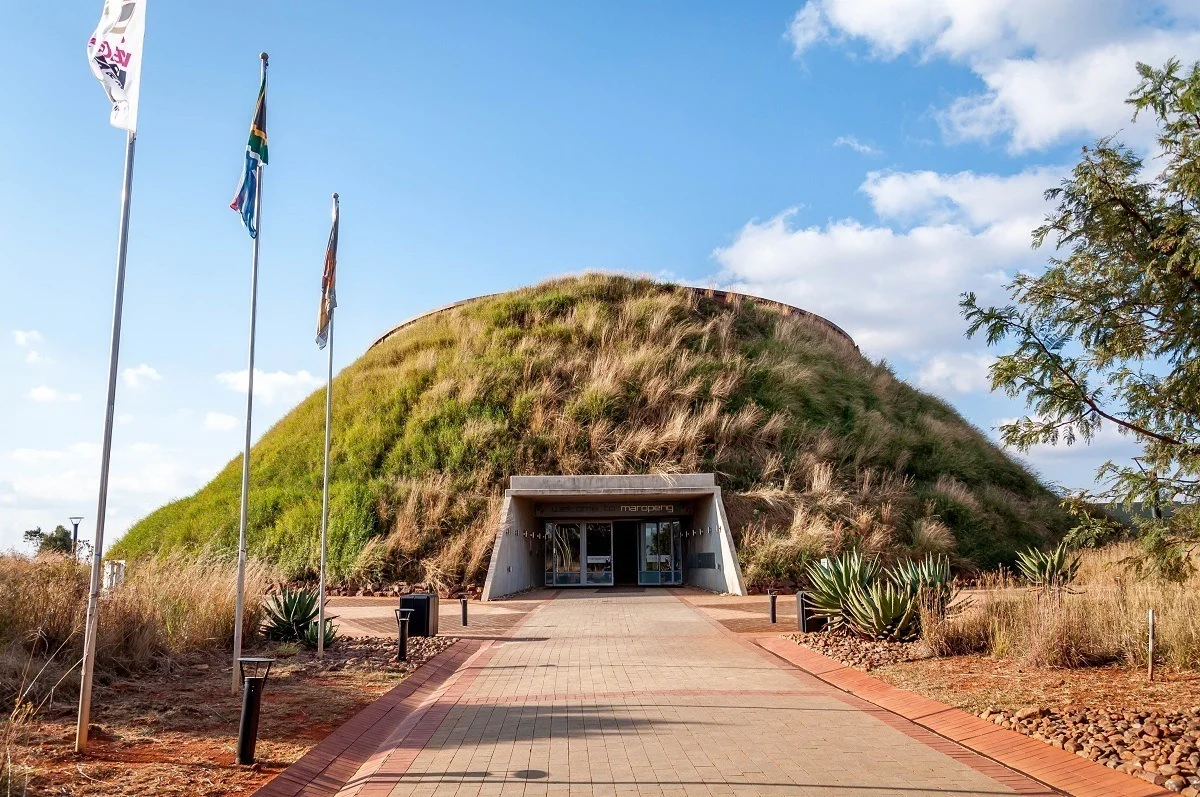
top-left (113, 275), bottom-right (1070, 588)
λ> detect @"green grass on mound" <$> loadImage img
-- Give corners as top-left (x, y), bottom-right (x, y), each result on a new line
top-left (113, 275), bottom-right (1070, 588)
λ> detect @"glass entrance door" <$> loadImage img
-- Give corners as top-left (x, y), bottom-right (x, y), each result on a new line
top-left (639, 520), bottom-right (682, 585)
top-left (585, 522), bottom-right (613, 585)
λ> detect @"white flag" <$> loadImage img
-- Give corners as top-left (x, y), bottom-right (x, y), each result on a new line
top-left (87, 0), bottom-right (147, 132)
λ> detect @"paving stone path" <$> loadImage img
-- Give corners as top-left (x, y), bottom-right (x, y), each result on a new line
top-left (263, 589), bottom-right (1066, 797)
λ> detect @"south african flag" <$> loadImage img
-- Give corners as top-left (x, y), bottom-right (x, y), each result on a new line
top-left (230, 74), bottom-right (268, 238)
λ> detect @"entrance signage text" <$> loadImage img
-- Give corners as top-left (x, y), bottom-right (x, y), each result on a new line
top-left (535, 501), bottom-right (692, 518)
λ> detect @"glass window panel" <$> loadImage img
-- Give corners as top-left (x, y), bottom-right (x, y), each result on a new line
top-left (642, 522), bottom-right (660, 571)
top-left (553, 523), bottom-right (581, 579)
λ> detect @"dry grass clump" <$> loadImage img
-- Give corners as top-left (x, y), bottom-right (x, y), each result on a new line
top-left (0, 553), bottom-right (273, 705)
top-left (926, 545), bottom-right (1200, 669)
top-left (1, 553), bottom-right (275, 790)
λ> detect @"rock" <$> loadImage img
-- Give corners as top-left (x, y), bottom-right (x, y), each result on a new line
top-left (1139, 771), bottom-right (1167, 786)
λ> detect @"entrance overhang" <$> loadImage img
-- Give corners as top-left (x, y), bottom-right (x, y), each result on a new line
top-left (481, 474), bottom-right (747, 600)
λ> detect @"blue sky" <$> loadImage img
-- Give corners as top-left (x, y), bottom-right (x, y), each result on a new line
top-left (4, 1), bottom-right (1198, 551)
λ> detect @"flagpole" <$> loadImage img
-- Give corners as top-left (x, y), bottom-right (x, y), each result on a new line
top-left (317, 300), bottom-right (334, 658)
top-left (232, 52), bottom-right (268, 695)
top-left (76, 129), bottom-right (137, 755)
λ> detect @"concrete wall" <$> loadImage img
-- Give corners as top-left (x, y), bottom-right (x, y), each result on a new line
top-left (685, 488), bottom-right (747, 595)
top-left (482, 474), bottom-right (747, 600)
top-left (481, 496), bottom-right (542, 601)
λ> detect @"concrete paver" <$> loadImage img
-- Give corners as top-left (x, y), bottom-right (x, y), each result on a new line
top-left (300, 590), bottom-right (1055, 796)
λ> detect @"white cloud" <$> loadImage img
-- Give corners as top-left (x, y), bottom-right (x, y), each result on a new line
top-left (215, 368), bottom-right (323, 406)
top-left (788, 4), bottom-right (830, 55)
top-left (203, 411), bottom-right (239, 431)
top-left (788, 0), bottom-right (1200, 151)
top-left (917, 353), bottom-right (994, 395)
top-left (833, 135), bottom-right (882, 155)
top-left (12, 330), bottom-right (42, 347)
top-left (28, 386), bottom-right (82, 403)
top-left (713, 166), bottom-right (1053, 358)
top-left (13, 330), bottom-right (47, 364)
top-left (122, 363), bottom-right (162, 389)
top-left (0, 441), bottom-right (207, 548)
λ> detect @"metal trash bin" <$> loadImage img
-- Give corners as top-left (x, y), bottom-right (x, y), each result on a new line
top-left (400, 592), bottom-right (439, 637)
top-left (796, 591), bottom-right (825, 633)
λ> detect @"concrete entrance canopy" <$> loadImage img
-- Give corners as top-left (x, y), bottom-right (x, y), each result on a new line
top-left (481, 474), bottom-right (747, 600)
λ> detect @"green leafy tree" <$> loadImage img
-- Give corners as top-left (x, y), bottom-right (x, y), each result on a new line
top-left (23, 525), bottom-right (74, 555)
top-left (961, 58), bottom-right (1200, 577)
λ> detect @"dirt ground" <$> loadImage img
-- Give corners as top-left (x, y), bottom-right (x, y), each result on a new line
top-left (874, 655), bottom-right (1200, 714)
top-left (5, 636), bottom-right (452, 796)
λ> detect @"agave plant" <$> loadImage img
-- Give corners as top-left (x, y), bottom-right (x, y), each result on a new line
top-left (844, 580), bottom-right (920, 642)
top-left (302, 617), bottom-right (339, 651)
top-left (1015, 542), bottom-right (1081, 592)
top-left (262, 586), bottom-right (320, 642)
top-left (804, 551), bottom-right (881, 631)
top-left (890, 553), bottom-right (956, 618)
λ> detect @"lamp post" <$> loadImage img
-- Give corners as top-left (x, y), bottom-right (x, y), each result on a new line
top-left (236, 657), bottom-right (274, 765)
top-left (69, 516), bottom-right (84, 558)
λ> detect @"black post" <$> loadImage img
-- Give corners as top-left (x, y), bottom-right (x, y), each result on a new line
top-left (460, 597), bottom-right (468, 627)
top-left (395, 608), bottom-right (412, 661)
top-left (769, 592), bottom-right (778, 624)
top-left (236, 676), bottom-right (265, 765)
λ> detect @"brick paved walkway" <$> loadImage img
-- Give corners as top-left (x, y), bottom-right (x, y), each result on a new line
top-left (263, 590), bottom-right (1071, 796)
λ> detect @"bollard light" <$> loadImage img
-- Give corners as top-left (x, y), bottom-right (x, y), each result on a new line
top-left (236, 657), bottom-right (274, 765)
top-left (394, 608), bottom-right (414, 662)
top-left (69, 516), bottom-right (84, 558)
top-left (460, 596), bottom-right (469, 627)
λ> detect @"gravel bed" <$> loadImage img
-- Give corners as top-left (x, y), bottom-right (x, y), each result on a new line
top-left (262, 635), bottom-right (456, 677)
top-left (979, 706), bottom-right (1200, 793)
top-left (787, 631), bottom-right (930, 670)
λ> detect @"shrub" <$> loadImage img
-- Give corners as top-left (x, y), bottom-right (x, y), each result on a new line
top-left (805, 552), bottom-right (881, 631)
top-left (1015, 542), bottom-right (1081, 592)
top-left (845, 581), bottom-right (920, 641)
top-left (302, 618), bottom-right (339, 651)
top-left (741, 528), bottom-right (822, 586)
top-left (262, 587), bottom-right (320, 643)
top-left (890, 553), bottom-right (955, 617)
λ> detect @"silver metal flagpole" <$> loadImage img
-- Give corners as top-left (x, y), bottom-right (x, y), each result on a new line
top-left (232, 52), bottom-right (268, 695)
top-left (317, 192), bottom-right (338, 658)
top-left (317, 313), bottom-right (333, 657)
top-left (76, 129), bottom-right (137, 754)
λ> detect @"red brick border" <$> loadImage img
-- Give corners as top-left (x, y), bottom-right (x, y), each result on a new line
top-left (254, 592), bottom-right (559, 797)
